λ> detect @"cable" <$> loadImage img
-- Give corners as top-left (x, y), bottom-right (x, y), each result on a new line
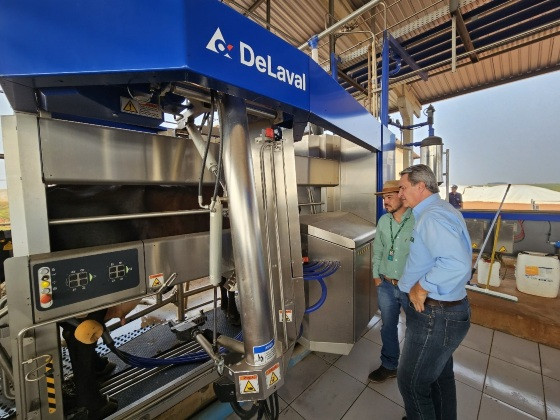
top-left (197, 91), bottom-right (215, 209)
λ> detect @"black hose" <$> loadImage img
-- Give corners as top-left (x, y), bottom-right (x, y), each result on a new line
top-left (230, 400), bottom-right (259, 419)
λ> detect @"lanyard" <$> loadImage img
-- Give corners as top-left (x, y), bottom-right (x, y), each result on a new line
top-left (389, 215), bottom-right (410, 253)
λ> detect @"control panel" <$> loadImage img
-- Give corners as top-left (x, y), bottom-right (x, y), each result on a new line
top-left (29, 243), bottom-right (146, 322)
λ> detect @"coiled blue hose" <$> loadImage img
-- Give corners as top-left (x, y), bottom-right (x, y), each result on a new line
top-left (303, 260), bottom-right (340, 314)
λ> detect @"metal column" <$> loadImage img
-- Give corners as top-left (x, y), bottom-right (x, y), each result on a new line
top-left (219, 94), bottom-right (274, 366)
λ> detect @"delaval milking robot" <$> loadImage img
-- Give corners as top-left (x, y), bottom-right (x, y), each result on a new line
top-left (0, 0), bottom-right (385, 418)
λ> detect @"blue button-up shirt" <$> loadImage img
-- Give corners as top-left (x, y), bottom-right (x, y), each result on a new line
top-left (398, 193), bottom-right (472, 301)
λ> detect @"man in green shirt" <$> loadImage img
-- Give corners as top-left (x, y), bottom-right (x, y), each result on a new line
top-left (369, 180), bottom-right (414, 382)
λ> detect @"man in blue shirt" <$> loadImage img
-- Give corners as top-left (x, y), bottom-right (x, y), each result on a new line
top-left (397, 164), bottom-right (471, 420)
top-left (449, 185), bottom-right (463, 209)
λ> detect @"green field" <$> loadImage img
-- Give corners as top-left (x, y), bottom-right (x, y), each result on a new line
top-left (531, 184), bottom-right (560, 192)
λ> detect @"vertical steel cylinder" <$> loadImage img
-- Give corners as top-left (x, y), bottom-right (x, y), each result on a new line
top-left (209, 199), bottom-right (223, 287)
top-left (420, 136), bottom-right (443, 185)
top-left (219, 94), bottom-right (274, 366)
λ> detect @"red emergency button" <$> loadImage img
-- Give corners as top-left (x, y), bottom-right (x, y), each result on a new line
top-left (40, 294), bottom-right (52, 304)
top-left (265, 127), bottom-right (274, 139)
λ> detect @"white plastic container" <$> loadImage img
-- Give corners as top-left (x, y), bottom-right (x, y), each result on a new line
top-left (515, 252), bottom-right (560, 298)
top-left (476, 260), bottom-right (501, 287)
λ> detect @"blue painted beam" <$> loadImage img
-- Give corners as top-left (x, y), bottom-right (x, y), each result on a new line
top-left (462, 211), bottom-right (560, 223)
top-left (0, 0), bottom-right (381, 151)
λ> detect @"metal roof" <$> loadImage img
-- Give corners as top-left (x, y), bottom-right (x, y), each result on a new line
top-left (224, 0), bottom-right (560, 115)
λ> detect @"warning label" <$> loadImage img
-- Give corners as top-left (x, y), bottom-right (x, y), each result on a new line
top-left (253, 339), bottom-right (275, 366)
top-left (120, 97), bottom-right (162, 119)
top-left (239, 374), bottom-right (259, 394)
top-left (266, 362), bottom-right (281, 389)
top-left (279, 309), bottom-right (293, 322)
top-left (149, 273), bottom-right (164, 289)
top-left (499, 246), bottom-right (507, 252)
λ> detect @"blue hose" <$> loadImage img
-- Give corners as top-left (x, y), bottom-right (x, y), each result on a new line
top-left (303, 260), bottom-right (340, 314)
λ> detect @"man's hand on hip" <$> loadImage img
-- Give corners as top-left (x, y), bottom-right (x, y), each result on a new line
top-left (409, 282), bottom-right (428, 312)
top-left (373, 277), bottom-right (382, 287)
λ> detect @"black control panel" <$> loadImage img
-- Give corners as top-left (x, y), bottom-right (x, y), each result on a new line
top-left (31, 248), bottom-right (140, 311)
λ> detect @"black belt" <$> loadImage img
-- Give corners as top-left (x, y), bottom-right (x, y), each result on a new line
top-left (381, 275), bottom-right (398, 286)
top-left (424, 297), bottom-right (466, 307)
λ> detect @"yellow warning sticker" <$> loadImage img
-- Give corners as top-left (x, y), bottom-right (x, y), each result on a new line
top-left (499, 246), bottom-right (507, 252)
top-left (239, 374), bottom-right (259, 394)
top-left (472, 243), bottom-right (478, 249)
top-left (149, 273), bottom-right (164, 288)
top-left (120, 97), bottom-right (162, 119)
top-left (525, 266), bottom-right (539, 276)
top-left (265, 362), bottom-right (281, 389)
top-left (122, 100), bottom-right (138, 113)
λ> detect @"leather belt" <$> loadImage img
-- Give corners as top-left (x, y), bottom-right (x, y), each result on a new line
top-left (424, 297), bottom-right (465, 307)
top-left (381, 275), bottom-right (398, 286)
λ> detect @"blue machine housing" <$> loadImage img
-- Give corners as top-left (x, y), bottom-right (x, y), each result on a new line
top-left (0, 0), bottom-right (381, 150)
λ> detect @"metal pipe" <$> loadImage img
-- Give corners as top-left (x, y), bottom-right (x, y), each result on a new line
top-left (0, 344), bottom-right (14, 385)
top-left (220, 94), bottom-right (274, 366)
top-left (217, 335), bottom-right (245, 354)
top-left (209, 198), bottom-right (223, 286)
top-left (298, 202), bottom-right (324, 207)
top-left (48, 209), bottom-right (210, 226)
top-left (194, 331), bottom-right (221, 364)
top-left (172, 84), bottom-right (277, 120)
top-left (176, 284), bottom-right (186, 322)
top-left (299, 0), bottom-right (383, 50)
top-left (186, 121), bottom-right (219, 177)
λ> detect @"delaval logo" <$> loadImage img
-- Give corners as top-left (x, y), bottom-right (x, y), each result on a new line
top-left (206, 27), bottom-right (307, 92)
top-left (206, 28), bottom-right (234, 58)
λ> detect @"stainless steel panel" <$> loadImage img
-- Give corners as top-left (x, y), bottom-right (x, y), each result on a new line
top-left (39, 118), bottom-right (218, 184)
top-left (354, 241), bottom-right (374, 339)
top-left (495, 220), bottom-right (515, 254)
top-left (3, 114), bottom-right (51, 255)
top-left (5, 257), bottom-right (64, 420)
top-left (143, 231), bottom-right (234, 284)
top-left (303, 236), bottom-right (355, 353)
top-left (299, 212), bottom-right (376, 249)
top-left (466, 219), bottom-right (488, 250)
top-left (295, 156), bottom-right (339, 186)
top-left (339, 137), bottom-right (377, 224)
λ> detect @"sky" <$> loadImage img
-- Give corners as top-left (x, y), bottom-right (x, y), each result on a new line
top-left (391, 70), bottom-right (560, 186)
top-left (0, 69), bottom-right (558, 188)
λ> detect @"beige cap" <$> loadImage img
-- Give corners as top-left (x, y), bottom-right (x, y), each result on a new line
top-left (375, 180), bottom-right (400, 195)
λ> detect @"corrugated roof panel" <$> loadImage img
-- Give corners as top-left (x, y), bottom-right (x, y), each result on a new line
top-left (223, 0), bottom-right (559, 111)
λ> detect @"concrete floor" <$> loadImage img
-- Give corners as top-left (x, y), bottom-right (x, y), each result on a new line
top-left (194, 314), bottom-right (560, 419)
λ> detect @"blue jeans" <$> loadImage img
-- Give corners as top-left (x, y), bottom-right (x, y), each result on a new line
top-left (377, 277), bottom-right (409, 370)
top-left (397, 297), bottom-right (470, 420)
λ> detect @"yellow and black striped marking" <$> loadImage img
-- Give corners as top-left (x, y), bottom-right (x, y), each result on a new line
top-left (45, 361), bottom-right (57, 414)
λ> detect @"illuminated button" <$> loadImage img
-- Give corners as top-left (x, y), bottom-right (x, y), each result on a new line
top-left (41, 288), bottom-right (51, 294)
top-left (39, 268), bottom-right (50, 275)
top-left (41, 280), bottom-right (50, 289)
top-left (40, 294), bottom-right (52, 304)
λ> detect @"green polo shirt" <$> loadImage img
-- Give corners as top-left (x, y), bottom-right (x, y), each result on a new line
top-left (372, 208), bottom-right (414, 280)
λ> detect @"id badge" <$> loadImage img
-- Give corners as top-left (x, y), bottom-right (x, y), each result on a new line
top-left (388, 249), bottom-right (394, 261)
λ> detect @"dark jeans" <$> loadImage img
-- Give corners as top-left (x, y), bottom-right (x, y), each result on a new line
top-left (397, 297), bottom-right (470, 420)
top-left (377, 277), bottom-right (408, 370)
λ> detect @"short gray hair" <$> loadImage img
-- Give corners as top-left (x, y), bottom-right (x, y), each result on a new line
top-left (400, 164), bottom-right (440, 194)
